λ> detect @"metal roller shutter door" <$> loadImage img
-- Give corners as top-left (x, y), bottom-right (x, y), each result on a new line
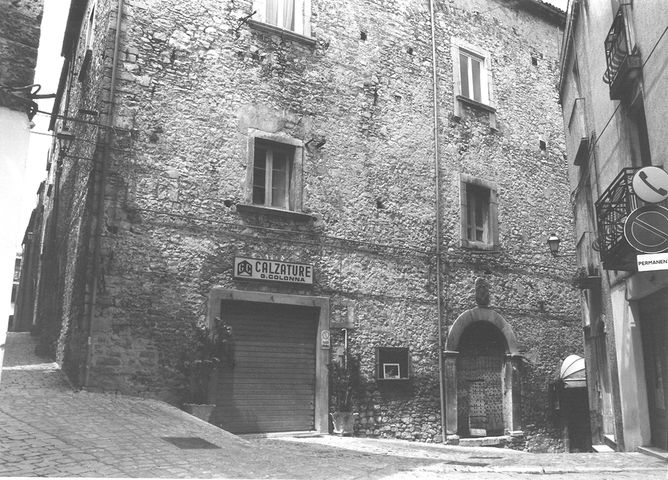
top-left (212, 301), bottom-right (318, 434)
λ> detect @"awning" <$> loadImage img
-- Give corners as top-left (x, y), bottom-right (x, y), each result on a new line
top-left (559, 354), bottom-right (586, 388)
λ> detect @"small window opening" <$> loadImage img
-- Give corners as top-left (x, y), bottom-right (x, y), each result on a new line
top-left (360, 31), bottom-right (367, 41)
top-left (539, 139), bottom-right (547, 151)
top-left (531, 56), bottom-right (538, 66)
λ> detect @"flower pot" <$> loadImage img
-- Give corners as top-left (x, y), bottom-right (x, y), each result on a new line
top-left (330, 411), bottom-right (357, 436)
top-left (183, 403), bottom-right (216, 422)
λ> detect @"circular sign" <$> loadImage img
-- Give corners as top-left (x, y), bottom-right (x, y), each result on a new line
top-left (632, 166), bottom-right (668, 204)
top-left (624, 205), bottom-right (668, 253)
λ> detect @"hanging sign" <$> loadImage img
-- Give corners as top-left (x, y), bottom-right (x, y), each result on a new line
top-left (632, 166), bottom-right (668, 204)
top-left (234, 257), bottom-right (314, 285)
top-left (624, 205), bottom-right (668, 254)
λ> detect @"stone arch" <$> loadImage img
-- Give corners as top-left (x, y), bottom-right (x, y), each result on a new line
top-left (445, 307), bottom-right (519, 354)
top-left (443, 307), bottom-right (522, 439)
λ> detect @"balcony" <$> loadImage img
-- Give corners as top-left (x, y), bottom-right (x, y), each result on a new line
top-left (602, 5), bottom-right (642, 100)
top-left (595, 168), bottom-right (640, 270)
top-left (567, 98), bottom-right (591, 166)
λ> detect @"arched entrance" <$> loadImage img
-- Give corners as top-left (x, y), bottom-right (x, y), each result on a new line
top-left (443, 307), bottom-right (522, 439)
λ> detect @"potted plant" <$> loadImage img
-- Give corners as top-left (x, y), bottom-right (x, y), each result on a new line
top-left (329, 351), bottom-right (361, 435)
top-left (179, 316), bottom-right (231, 422)
top-left (571, 266), bottom-right (601, 290)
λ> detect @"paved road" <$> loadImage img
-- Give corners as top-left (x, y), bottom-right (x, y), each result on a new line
top-left (1, 332), bottom-right (667, 478)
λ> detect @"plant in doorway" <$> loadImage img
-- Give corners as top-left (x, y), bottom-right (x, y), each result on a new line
top-left (179, 316), bottom-right (232, 422)
top-left (329, 351), bottom-right (361, 435)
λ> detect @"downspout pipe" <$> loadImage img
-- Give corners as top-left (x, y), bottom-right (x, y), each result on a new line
top-left (84, 0), bottom-right (123, 387)
top-left (428, 0), bottom-right (447, 444)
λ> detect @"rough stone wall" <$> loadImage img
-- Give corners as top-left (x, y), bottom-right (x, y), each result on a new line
top-left (0, 0), bottom-right (42, 111)
top-left (50, 0), bottom-right (579, 447)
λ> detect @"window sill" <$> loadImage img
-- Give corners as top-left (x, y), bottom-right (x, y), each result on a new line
top-left (456, 95), bottom-right (497, 114)
top-left (377, 377), bottom-right (410, 381)
top-left (247, 19), bottom-right (316, 47)
top-left (461, 239), bottom-right (499, 252)
top-left (236, 203), bottom-right (316, 222)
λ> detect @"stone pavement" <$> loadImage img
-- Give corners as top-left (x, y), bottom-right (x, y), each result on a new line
top-left (1, 332), bottom-right (667, 479)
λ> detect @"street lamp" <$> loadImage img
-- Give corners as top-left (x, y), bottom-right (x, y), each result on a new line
top-left (547, 233), bottom-right (561, 257)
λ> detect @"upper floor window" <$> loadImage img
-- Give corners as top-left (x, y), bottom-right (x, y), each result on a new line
top-left (85, 2), bottom-right (96, 51)
top-left (253, 0), bottom-right (311, 37)
top-left (460, 174), bottom-right (499, 250)
top-left (253, 140), bottom-right (293, 209)
top-left (243, 131), bottom-right (305, 214)
top-left (459, 49), bottom-right (488, 104)
top-left (451, 38), bottom-right (496, 128)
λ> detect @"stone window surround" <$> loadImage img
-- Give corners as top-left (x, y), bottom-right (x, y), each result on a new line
top-left (241, 129), bottom-right (307, 219)
top-left (451, 37), bottom-right (497, 129)
top-left (248, 0), bottom-right (316, 46)
top-left (459, 173), bottom-right (499, 251)
top-left (207, 288), bottom-right (330, 433)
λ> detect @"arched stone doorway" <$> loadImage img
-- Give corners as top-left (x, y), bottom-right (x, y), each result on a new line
top-left (443, 307), bottom-right (522, 439)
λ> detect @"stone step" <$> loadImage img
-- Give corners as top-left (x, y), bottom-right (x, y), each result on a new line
top-left (592, 444), bottom-right (615, 453)
top-left (637, 446), bottom-right (668, 461)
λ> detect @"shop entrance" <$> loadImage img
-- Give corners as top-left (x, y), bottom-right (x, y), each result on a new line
top-left (639, 290), bottom-right (668, 450)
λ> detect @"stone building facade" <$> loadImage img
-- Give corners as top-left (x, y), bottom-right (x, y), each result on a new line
top-left (19, 0), bottom-right (580, 448)
top-left (559, 0), bottom-right (668, 452)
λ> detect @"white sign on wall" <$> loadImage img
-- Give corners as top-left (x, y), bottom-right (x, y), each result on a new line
top-left (234, 257), bottom-right (314, 285)
top-left (637, 252), bottom-right (668, 272)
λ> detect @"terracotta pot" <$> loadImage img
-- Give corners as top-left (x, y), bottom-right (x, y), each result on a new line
top-left (330, 411), bottom-right (357, 436)
top-left (183, 403), bottom-right (216, 422)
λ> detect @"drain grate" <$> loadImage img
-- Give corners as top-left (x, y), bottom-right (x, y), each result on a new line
top-left (161, 436), bottom-right (221, 449)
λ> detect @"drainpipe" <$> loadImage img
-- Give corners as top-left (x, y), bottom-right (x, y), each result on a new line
top-left (84, 0), bottom-right (124, 387)
top-left (428, 0), bottom-right (447, 444)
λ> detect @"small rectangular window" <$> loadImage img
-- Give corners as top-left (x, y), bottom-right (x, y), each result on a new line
top-left (460, 175), bottom-right (498, 250)
top-left (459, 50), bottom-right (486, 104)
top-left (467, 185), bottom-right (490, 243)
top-left (254, 0), bottom-right (311, 37)
top-left (266, 0), bottom-right (295, 31)
top-left (252, 140), bottom-right (294, 210)
top-left (376, 347), bottom-right (410, 380)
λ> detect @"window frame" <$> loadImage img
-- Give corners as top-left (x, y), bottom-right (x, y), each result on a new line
top-left (375, 347), bottom-right (410, 381)
top-left (251, 0), bottom-right (312, 39)
top-left (460, 174), bottom-right (499, 250)
top-left (451, 38), bottom-right (496, 127)
top-left (245, 130), bottom-right (304, 214)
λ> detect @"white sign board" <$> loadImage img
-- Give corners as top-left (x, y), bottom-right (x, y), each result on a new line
top-left (637, 252), bottom-right (668, 272)
top-left (234, 257), bottom-right (314, 284)
top-left (632, 166), bottom-right (668, 204)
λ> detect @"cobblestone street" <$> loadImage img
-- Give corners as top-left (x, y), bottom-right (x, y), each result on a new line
top-left (1, 332), bottom-right (666, 478)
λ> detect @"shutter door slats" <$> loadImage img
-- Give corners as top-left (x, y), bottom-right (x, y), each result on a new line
top-left (212, 301), bottom-right (318, 434)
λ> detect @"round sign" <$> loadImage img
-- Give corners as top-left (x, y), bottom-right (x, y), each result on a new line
top-left (632, 166), bottom-right (668, 204)
top-left (624, 205), bottom-right (668, 253)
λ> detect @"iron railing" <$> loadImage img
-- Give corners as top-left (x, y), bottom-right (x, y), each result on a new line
top-left (595, 168), bottom-right (641, 270)
top-left (602, 6), bottom-right (642, 100)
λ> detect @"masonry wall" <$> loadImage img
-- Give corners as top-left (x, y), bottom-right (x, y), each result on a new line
top-left (45, 0), bottom-right (580, 448)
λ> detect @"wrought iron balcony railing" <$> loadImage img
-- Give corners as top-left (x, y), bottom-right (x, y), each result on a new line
top-left (595, 168), bottom-right (641, 270)
top-left (602, 5), bottom-right (642, 100)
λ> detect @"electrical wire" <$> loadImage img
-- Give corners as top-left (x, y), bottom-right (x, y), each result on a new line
top-left (594, 24), bottom-right (668, 147)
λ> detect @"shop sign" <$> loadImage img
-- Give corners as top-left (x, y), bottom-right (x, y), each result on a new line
top-left (637, 252), bottom-right (668, 272)
top-left (234, 257), bottom-right (314, 285)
